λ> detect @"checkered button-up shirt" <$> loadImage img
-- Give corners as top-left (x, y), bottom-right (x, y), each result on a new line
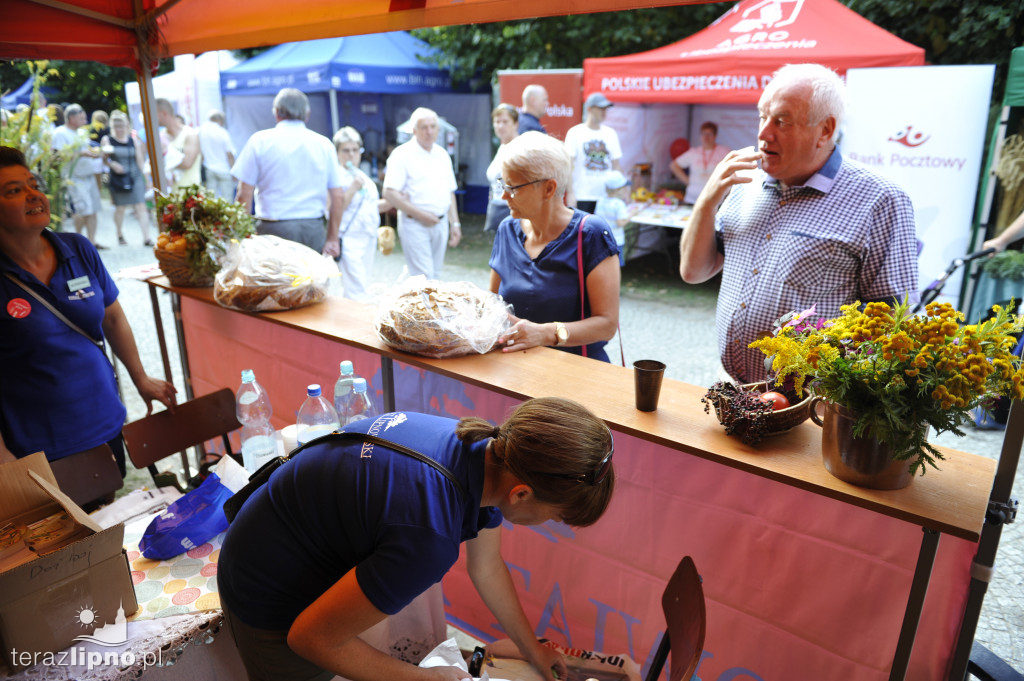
top-left (715, 148), bottom-right (919, 383)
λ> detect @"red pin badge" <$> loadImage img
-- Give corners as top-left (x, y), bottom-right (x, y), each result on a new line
top-left (7, 298), bottom-right (31, 318)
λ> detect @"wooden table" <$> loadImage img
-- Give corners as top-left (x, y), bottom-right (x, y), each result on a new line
top-left (144, 277), bottom-right (996, 681)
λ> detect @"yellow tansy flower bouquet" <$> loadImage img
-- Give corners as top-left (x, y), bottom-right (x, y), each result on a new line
top-left (750, 299), bottom-right (1023, 475)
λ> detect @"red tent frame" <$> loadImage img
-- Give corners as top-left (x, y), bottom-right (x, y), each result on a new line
top-left (583, 0), bottom-right (925, 105)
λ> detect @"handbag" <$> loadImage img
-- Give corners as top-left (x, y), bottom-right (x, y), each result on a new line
top-left (223, 430), bottom-right (467, 522)
top-left (576, 215), bottom-right (626, 365)
top-left (108, 140), bottom-right (134, 192)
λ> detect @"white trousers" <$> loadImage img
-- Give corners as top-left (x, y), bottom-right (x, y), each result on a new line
top-left (398, 214), bottom-right (448, 280)
top-left (338, 227), bottom-right (377, 300)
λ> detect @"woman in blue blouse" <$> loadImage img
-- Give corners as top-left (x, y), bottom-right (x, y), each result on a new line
top-left (488, 132), bottom-right (621, 362)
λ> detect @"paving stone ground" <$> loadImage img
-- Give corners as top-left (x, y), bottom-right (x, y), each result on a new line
top-left (93, 201), bottom-right (1022, 675)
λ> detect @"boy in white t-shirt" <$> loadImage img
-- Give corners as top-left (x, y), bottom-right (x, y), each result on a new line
top-left (594, 171), bottom-right (637, 266)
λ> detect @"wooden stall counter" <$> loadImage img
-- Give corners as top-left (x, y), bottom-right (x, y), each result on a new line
top-left (147, 277), bottom-right (996, 681)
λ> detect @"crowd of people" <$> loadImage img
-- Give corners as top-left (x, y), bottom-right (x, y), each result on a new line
top-left (3, 58), bottom-right (1023, 681)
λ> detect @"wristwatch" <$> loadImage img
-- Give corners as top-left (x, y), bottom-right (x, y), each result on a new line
top-left (554, 321), bottom-right (569, 346)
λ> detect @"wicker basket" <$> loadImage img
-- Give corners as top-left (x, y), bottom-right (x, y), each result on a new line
top-left (154, 247), bottom-right (214, 287)
top-left (709, 381), bottom-right (813, 438)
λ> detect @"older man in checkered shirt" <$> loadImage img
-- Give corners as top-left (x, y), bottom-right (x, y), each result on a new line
top-left (679, 64), bottom-right (918, 384)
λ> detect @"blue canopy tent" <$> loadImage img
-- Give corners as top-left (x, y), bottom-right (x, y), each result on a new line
top-left (221, 32), bottom-right (491, 211)
top-left (1, 76), bottom-right (57, 110)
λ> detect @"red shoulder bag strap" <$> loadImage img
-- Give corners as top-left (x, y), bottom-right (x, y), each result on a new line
top-left (576, 216), bottom-right (625, 366)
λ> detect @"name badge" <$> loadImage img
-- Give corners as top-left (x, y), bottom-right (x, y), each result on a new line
top-left (67, 275), bottom-right (91, 292)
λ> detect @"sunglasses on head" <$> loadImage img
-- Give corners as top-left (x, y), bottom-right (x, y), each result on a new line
top-left (531, 439), bottom-right (614, 486)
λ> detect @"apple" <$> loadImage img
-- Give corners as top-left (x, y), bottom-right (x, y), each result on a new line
top-left (759, 391), bottom-right (790, 411)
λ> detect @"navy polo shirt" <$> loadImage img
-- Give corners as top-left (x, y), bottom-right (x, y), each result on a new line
top-left (489, 209), bottom-right (619, 362)
top-left (0, 231), bottom-right (124, 461)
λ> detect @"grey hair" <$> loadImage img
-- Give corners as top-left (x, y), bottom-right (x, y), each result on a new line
top-left (208, 110), bottom-right (226, 124)
top-left (273, 88), bottom-right (310, 120)
top-left (409, 107), bottom-right (438, 129)
top-left (64, 103), bottom-right (85, 118)
top-left (522, 84), bottom-right (546, 108)
top-left (333, 126), bottom-right (363, 148)
top-left (109, 110), bottom-right (130, 126)
top-left (763, 63), bottom-right (845, 141)
top-left (501, 131), bottom-right (571, 200)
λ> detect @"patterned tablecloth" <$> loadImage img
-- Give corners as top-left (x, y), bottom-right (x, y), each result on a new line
top-left (123, 513), bottom-right (222, 621)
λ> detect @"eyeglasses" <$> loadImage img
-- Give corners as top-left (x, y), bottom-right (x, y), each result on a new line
top-left (338, 146), bottom-right (364, 154)
top-left (531, 440), bottom-right (614, 486)
top-left (501, 178), bottom-right (551, 198)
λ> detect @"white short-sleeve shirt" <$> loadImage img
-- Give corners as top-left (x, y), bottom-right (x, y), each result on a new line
top-left (231, 120), bottom-right (342, 221)
top-left (382, 140), bottom-right (457, 216)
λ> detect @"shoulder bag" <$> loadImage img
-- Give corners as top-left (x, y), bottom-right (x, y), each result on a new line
top-left (108, 141), bottom-right (134, 192)
top-left (576, 215), bottom-right (626, 366)
top-left (223, 430), bottom-right (467, 522)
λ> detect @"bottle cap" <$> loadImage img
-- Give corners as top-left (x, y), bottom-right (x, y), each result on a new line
top-left (353, 378), bottom-right (367, 392)
top-left (340, 360), bottom-right (353, 375)
top-left (307, 384), bottom-right (322, 397)
top-left (241, 369), bottom-right (255, 383)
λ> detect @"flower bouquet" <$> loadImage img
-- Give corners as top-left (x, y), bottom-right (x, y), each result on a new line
top-left (750, 299), bottom-right (1024, 477)
top-left (154, 184), bottom-right (255, 287)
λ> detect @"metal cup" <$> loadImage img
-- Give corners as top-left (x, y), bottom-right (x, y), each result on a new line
top-left (633, 360), bottom-right (666, 411)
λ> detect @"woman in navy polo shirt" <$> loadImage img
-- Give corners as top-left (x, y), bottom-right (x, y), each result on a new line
top-left (0, 146), bottom-right (176, 475)
top-left (219, 397), bottom-right (616, 681)
top-left (488, 132), bottom-right (621, 362)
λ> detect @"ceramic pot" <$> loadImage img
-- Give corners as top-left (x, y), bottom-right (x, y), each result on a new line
top-left (809, 398), bottom-right (918, 490)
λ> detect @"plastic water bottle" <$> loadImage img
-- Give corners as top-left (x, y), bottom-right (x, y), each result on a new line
top-left (297, 384), bottom-right (340, 446)
top-left (236, 369), bottom-right (276, 473)
top-left (344, 378), bottom-right (376, 424)
top-left (345, 162), bottom-right (367, 195)
top-left (333, 361), bottom-right (357, 418)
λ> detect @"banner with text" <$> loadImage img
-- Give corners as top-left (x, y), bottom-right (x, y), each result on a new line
top-left (841, 65), bottom-right (995, 310)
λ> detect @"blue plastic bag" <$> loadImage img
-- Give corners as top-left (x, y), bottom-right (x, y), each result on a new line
top-left (140, 473), bottom-right (232, 560)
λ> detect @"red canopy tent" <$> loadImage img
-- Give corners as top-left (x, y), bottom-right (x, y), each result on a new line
top-left (583, 0), bottom-right (925, 105)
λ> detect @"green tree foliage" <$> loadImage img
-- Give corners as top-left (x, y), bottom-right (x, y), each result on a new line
top-left (1, 59), bottom-right (172, 114)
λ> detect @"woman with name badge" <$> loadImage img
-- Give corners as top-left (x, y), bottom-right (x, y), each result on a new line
top-left (0, 146), bottom-right (176, 479)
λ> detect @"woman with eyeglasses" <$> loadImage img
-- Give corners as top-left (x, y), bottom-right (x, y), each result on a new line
top-left (332, 126), bottom-right (389, 301)
top-left (484, 103), bottom-right (520, 234)
top-left (489, 131), bottom-right (621, 362)
top-left (219, 397), bottom-right (615, 681)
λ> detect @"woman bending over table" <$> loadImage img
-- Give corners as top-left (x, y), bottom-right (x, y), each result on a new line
top-left (219, 397), bottom-right (615, 681)
top-left (488, 131), bottom-right (621, 362)
top-left (0, 146), bottom-right (176, 475)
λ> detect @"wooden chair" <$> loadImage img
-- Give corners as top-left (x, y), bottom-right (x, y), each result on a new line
top-left (49, 443), bottom-right (123, 510)
top-left (122, 388), bottom-right (241, 491)
top-left (644, 556), bottom-right (707, 681)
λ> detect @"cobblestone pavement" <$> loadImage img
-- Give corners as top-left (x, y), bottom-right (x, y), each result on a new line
top-left (92, 202), bottom-right (1022, 675)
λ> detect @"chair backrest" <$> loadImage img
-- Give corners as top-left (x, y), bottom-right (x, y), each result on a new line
top-left (122, 388), bottom-right (240, 471)
top-left (49, 443), bottom-right (123, 509)
top-left (644, 555), bottom-right (707, 681)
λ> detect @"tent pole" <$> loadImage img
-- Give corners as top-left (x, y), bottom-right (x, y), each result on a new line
top-left (330, 88), bottom-right (340, 135)
top-left (137, 68), bottom-right (166, 197)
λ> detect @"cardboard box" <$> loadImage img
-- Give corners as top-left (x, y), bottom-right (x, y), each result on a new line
top-left (0, 453), bottom-right (138, 671)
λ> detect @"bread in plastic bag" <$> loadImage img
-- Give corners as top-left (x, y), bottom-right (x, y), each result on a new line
top-left (375, 276), bottom-right (512, 358)
top-left (214, 234), bottom-right (337, 312)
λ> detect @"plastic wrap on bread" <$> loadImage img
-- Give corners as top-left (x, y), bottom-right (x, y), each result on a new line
top-left (214, 235), bottom-right (337, 312)
top-left (375, 276), bottom-right (513, 358)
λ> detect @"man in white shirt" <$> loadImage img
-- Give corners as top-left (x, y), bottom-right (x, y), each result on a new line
top-left (198, 110), bottom-right (236, 201)
top-left (382, 107), bottom-right (461, 279)
top-left (564, 93), bottom-right (623, 214)
top-left (52, 103), bottom-right (105, 248)
top-left (670, 122), bottom-right (731, 205)
top-left (231, 89), bottom-right (343, 256)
